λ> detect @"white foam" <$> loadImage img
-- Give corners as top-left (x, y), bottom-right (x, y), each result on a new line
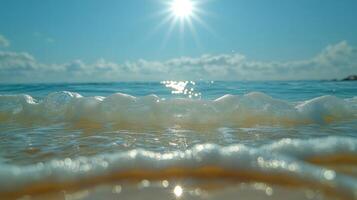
top-left (0, 137), bottom-right (356, 198)
top-left (0, 91), bottom-right (355, 127)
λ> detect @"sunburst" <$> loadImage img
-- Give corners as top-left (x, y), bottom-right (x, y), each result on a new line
top-left (170, 0), bottom-right (195, 19)
top-left (149, 0), bottom-right (213, 50)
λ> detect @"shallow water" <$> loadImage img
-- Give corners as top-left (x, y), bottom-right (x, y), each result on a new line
top-left (0, 81), bottom-right (356, 199)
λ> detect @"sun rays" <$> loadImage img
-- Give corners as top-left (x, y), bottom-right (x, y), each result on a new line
top-left (170, 0), bottom-right (194, 18)
top-left (150, 0), bottom-right (212, 51)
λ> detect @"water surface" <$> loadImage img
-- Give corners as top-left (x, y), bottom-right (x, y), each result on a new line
top-left (0, 81), bottom-right (356, 199)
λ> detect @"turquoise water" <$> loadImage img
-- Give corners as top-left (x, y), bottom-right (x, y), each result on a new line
top-left (1, 81), bottom-right (356, 100)
top-left (0, 81), bottom-right (356, 199)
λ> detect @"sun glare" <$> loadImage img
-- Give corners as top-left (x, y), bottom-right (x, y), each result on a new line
top-left (150, 0), bottom-right (212, 50)
top-left (170, 0), bottom-right (194, 18)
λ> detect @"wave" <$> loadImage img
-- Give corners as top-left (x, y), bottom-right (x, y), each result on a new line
top-left (0, 137), bottom-right (356, 199)
top-left (0, 91), bottom-right (356, 127)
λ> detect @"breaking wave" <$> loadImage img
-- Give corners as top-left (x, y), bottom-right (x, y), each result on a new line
top-left (0, 137), bottom-right (356, 199)
top-left (0, 91), bottom-right (356, 127)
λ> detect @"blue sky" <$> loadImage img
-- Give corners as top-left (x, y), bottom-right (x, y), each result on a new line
top-left (0, 0), bottom-right (357, 82)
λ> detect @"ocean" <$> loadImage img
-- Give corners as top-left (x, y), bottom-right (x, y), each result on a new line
top-left (0, 81), bottom-right (356, 200)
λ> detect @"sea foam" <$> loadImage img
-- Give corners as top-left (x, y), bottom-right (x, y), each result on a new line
top-left (0, 91), bottom-right (355, 127)
top-left (0, 137), bottom-right (356, 199)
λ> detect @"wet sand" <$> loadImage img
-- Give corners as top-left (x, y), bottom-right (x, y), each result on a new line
top-left (16, 179), bottom-right (336, 200)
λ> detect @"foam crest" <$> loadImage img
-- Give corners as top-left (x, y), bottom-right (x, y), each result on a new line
top-left (0, 91), bottom-right (355, 127)
top-left (297, 95), bottom-right (352, 123)
top-left (0, 137), bottom-right (356, 198)
top-left (0, 94), bottom-right (35, 113)
top-left (265, 137), bottom-right (357, 159)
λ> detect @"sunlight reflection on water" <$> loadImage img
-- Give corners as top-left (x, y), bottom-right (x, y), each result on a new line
top-left (161, 80), bottom-right (201, 99)
top-left (173, 185), bottom-right (183, 198)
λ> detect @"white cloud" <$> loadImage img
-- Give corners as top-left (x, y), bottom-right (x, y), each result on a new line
top-left (0, 51), bottom-right (37, 70)
top-left (0, 41), bottom-right (356, 83)
top-left (0, 34), bottom-right (10, 47)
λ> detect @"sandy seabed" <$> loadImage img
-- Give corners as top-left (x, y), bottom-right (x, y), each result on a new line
top-left (15, 179), bottom-right (336, 200)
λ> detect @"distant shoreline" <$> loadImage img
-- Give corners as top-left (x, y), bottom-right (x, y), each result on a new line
top-left (331, 75), bottom-right (357, 81)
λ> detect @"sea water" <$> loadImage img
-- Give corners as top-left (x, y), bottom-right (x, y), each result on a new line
top-left (0, 81), bottom-right (356, 199)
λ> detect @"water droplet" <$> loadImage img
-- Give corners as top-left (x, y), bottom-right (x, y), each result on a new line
top-left (323, 170), bottom-right (336, 180)
top-left (162, 180), bottom-right (169, 188)
top-left (173, 185), bottom-right (183, 197)
top-left (112, 185), bottom-right (122, 194)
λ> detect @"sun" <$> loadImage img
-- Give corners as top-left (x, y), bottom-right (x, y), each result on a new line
top-left (170, 0), bottom-right (194, 18)
top-left (150, 0), bottom-right (212, 50)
